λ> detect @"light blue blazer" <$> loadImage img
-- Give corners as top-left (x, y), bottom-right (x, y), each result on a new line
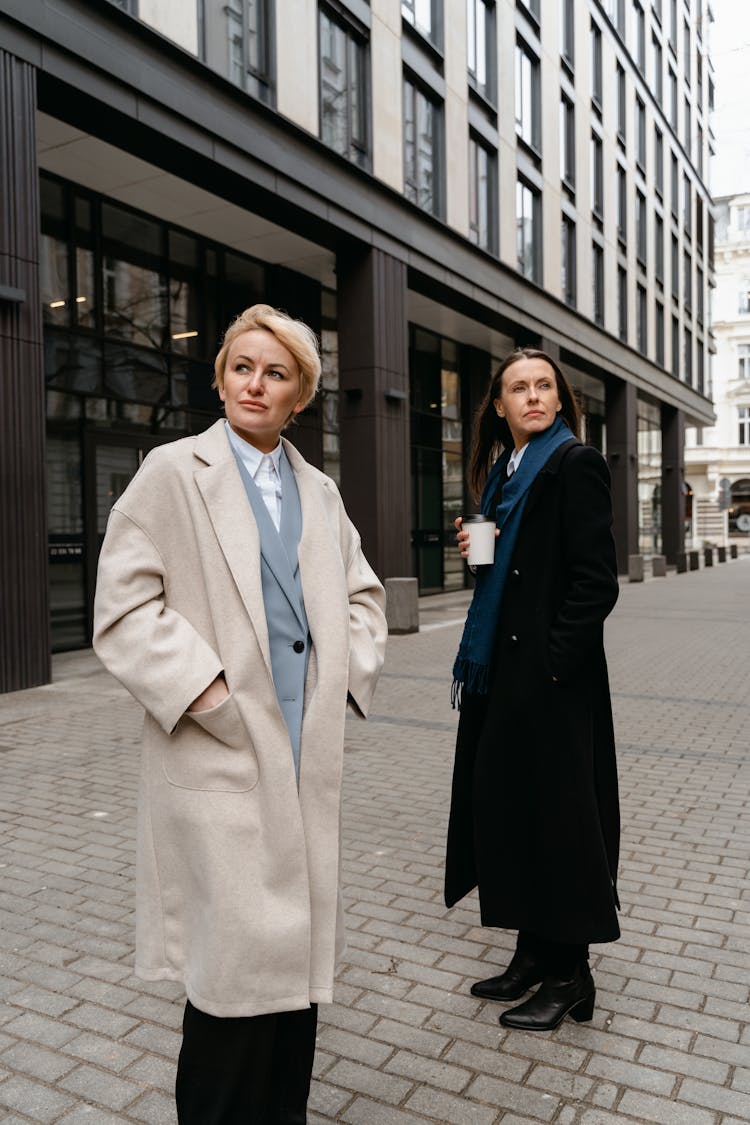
top-left (230, 447), bottom-right (310, 783)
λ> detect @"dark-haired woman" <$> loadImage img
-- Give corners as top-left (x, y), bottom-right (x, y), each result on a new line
top-left (445, 348), bottom-right (620, 1032)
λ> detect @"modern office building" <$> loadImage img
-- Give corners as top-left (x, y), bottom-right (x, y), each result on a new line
top-left (685, 192), bottom-right (750, 544)
top-left (1, 0), bottom-right (715, 691)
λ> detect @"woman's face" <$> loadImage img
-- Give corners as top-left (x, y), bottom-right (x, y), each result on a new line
top-left (494, 357), bottom-right (562, 449)
top-left (219, 328), bottom-right (304, 453)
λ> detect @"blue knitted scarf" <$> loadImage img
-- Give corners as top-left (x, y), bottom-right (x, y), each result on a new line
top-left (451, 416), bottom-right (574, 707)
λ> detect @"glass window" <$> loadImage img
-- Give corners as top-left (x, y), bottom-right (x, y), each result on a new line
top-left (592, 242), bottom-right (604, 325)
top-left (604, 0), bottom-right (625, 35)
top-left (560, 96), bottom-right (575, 189)
top-left (591, 132), bottom-right (603, 217)
top-left (652, 34), bottom-right (663, 104)
top-left (655, 299), bottom-right (665, 365)
top-left (468, 134), bottom-right (497, 253)
top-left (617, 64), bottom-right (626, 141)
top-left (671, 152), bottom-right (679, 217)
top-left (655, 212), bottom-right (664, 282)
top-left (683, 174), bottom-right (692, 234)
top-left (654, 127), bottom-right (664, 196)
top-left (684, 97), bottom-right (691, 157)
top-left (561, 0), bottom-right (574, 67)
top-left (637, 284), bottom-right (647, 352)
top-left (402, 0), bottom-right (438, 45)
top-left (668, 65), bottom-right (677, 127)
top-left (668, 0), bottom-right (677, 50)
top-left (618, 265), bottom-right (628, 341)
top-left (226, 0), bottom-right (273, 102)
top-left (683, 18), bottom-right (690, 81)
top-left (740, 407), bottom-right (750, 445)
top-left (683, 327), bottom-right (692, 385)
top-left (683, 250), bottom-right (691, 310)
top-left (636, 190), bottom-right (647, 264)
top-left (671, 313), bottom-right (680, 376)
top-left (101, 204), bottom-right (167, 351)
top-left (515, 41), bottom-right (540, 152)
top-left (671, 235), bottom-right (679, 299)
top-left (634, 2), bottom-right (645, 71)
top-left (561, 215), bottom-right (576, 307)
top-left (617, 164), bottom-right (627, 243)
top-left (168, 230), bottom-right (203, 358)
top-left (738, 343), bottom-right (750, 379)
top-left (696, 265), bottom-right (704, 324)
top-left (320, 8), bottom-right (369, 169)
top-left (467, 0), bottom-right (495, 102)
top-left (403, 77), bottom-right (442, 218)
top-left (591, 20), bottom-right (603, 107)
top-left (636, 96), bottom-right (646, 169)
top-left (516, 178), bottom-right (541, 283)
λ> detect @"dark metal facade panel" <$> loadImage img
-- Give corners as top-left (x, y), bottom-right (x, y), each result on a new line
top-left (0, 49), bottom-right (50, 691)
top-left (338, 248), bottom-right (411, 578)
top-left (605, 379), bottom-right (640, 575)
top-left (661, 405), bottom-right (686, 565)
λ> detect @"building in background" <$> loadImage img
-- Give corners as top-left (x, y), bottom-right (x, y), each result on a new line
top-left (686, 193), bottom-right (750, 544)
top-left (1, 0), bottom-right (715, 690)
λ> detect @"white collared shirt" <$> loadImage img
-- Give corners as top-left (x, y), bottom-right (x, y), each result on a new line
top-left (225, 422), bottom-right (283, 531)
top-left (507, 443), bottom-right (529, 477)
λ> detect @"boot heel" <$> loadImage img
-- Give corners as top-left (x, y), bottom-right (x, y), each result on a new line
top-left (571, 991), bottom-right (595, 1023)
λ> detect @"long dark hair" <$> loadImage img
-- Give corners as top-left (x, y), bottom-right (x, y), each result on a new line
top-left (468, 348), bottom-right (581, 501)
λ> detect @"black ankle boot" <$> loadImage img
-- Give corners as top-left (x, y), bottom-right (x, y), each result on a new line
top-left (498, 962), bottom-right (595, 1030)
top-left (470, 949), bottom-right (544, 1002)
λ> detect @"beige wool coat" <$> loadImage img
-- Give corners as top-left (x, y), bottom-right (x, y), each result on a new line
top-left (93, 420), bottom-right (386, 1018)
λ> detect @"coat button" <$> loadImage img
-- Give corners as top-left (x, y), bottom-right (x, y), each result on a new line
top-left (509, 634), bottom-right (519, 645)
top-left (292, 640), bottom-right (305, 653)
top-left (510, 569), bottom-right (521, 581)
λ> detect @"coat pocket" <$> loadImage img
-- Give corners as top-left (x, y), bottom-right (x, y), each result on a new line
top-left (162, 694), bottom-right (259, 792)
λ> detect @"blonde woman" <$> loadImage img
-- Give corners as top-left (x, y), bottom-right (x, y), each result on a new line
top-left (94, 305), bottom-right (387, 1122)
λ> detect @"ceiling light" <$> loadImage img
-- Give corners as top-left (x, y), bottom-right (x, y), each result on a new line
top-left (75, 296), bottom-right (87, 303)
top-left (172, 330), bottom-right (199, 340)
top-left (49, 300), bottom-right (65, 308)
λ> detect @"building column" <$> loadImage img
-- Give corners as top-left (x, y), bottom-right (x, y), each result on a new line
top-left (336, 246), bottom-right (411, 579)
top-left (0, 50), bottom-right (49, 692)
top-left (661, 404), bottom-right (686, 564)
top-left (605, 378), bottom-right (639, 573)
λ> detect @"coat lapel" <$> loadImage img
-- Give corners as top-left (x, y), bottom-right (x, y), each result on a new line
top-left (193, 422), bottom-right (272, 675)
top-left (282, 439), bottom-right (349, 653)
top-left (522, 437), bottom-right (580, 520)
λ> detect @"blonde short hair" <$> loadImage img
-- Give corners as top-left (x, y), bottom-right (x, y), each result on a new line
top-left (213, 304), bottom-right (321, 407)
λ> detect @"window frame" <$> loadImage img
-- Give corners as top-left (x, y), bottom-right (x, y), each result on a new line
top-left (319, 5), bottom-right (371, 170)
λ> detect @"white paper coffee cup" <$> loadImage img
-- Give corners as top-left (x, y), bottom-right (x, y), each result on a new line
top-left (465, 515), bottom-right (496, 566)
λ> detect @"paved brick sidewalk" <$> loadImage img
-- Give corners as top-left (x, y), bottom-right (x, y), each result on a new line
top-left (0, 559), bottom-right (748, 1123)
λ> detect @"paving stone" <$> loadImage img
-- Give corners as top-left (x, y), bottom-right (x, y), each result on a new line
top-left (0, 1039), bottom-right (79, 1082)
top-left (59, 1063), bottom-right (144, 1109)
top-left (464, 1074), bottom-right (559, 1121)
top-left (324, 1059), bottom-right (412, 1104)
top-left (63, 1030), bottom-right (142, 1072)
top-left (0, 1074), bottom-right (76, 1122)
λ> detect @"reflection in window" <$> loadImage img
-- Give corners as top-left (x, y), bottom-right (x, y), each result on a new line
top-left (592, 242), bottom-right (604, 325)
top-left (561, 215), bottom-right (576, 307)
top-left (102, 204), bottom-right (167, 350)
top-left (226, 0), bottom-right (273, 102)
top-left (467, 0), bottom-right (495, 102)
top-left (740, 408), bottom-right (750, 445)
top-left (516, 178), bottom-right (541, 283)
top-left (468, 134), bottom-right (496, 253)
top-left (404, 77), bottom-right (442, 217)
top-left (591, 132), bottom-right (603, 217)
top-left (560, 96), bottom-right (575, 188)
top-left (402, 0), bottom-right (435, 43)
top-left (515, 42), bottom-right (540, 151)
top-left (590, 21), bottom-right (602, 107)
top-left (320, 8), bottom-right (369, 169)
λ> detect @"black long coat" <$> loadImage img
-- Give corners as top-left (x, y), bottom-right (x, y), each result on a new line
top-left (445, 440), bottom-right (621, 945)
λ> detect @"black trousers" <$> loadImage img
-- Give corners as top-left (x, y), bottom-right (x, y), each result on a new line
top-left (517, 931), bottom-right (589, 979)
top-left (176, 1000), bottom-right (318, 1125)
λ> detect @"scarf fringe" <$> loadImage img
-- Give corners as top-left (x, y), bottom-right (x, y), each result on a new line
top-left (451, 660), bottom-right (491, 709)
